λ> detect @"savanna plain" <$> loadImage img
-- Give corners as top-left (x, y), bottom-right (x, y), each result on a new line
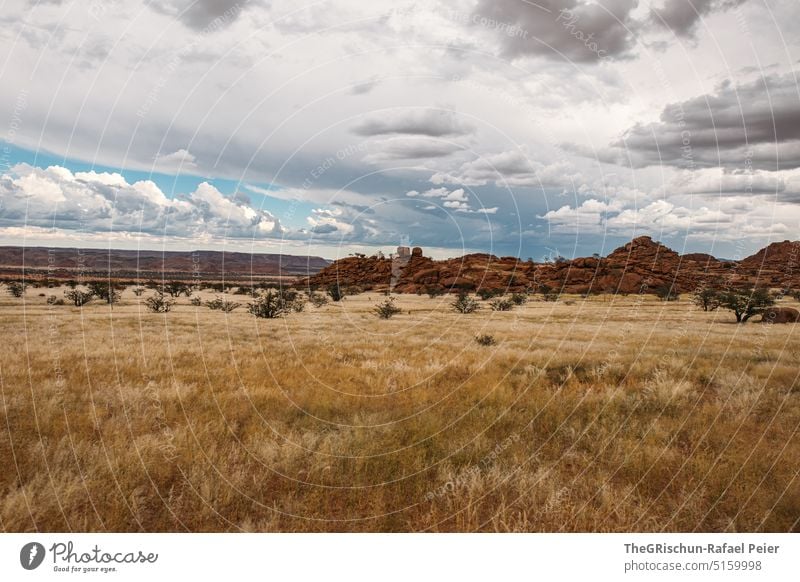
top-left (1, 288), bottom-right (798, 532)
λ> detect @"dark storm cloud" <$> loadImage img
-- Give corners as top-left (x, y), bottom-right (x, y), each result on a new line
top-left (609, 73), bottom-right (800, 169)
top-left (471, 0), bottom-right (640, 63)
top-left (149, 0), bottom-right (254, 31)
top-left (650, 0), bottom-right (747, 37)
top-left (351, 109), bottom-right (475, 138)
top-left (363, 138), bottom-right (463, 162)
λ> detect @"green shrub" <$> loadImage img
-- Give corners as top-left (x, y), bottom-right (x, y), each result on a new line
top-left (248, 290), bottom-right (289, 318)
top-left (375, 297), bottom-right (402, 319)
top-left (327, 284), bottom-right (345, 302)
top-left (489, 298), bottom-right (514, 311)
top-left (144, 292), bottom-right (174, 313)
top-left (205, 297), bottom-right (241, 312)
top-left (6, 281), bottom-right (25, 297)
top-left (451, 292), bottom-right (479, 314)
top-left (64, 289), bottom-right (94, 307)
top-left (510, 293), bottom-right (528, 305)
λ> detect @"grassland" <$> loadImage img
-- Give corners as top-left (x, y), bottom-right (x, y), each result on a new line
top-left (1, 287), bottom-right (798, 532)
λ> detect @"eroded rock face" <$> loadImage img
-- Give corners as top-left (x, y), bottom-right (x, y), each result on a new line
top-left (760, 307), bottom-right (800, 323)
top-left (300, 238), bottom-right (800, 295)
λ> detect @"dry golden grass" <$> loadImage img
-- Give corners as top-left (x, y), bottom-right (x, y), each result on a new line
top-left (1, 287), bottom-right (798, 532)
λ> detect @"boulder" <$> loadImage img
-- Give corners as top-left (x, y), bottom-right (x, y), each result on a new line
top-left (760, 307), bottom-right (800, 323)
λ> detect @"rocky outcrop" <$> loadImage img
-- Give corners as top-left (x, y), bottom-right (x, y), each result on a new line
top-left (302, 237), bottom-right (800, 295)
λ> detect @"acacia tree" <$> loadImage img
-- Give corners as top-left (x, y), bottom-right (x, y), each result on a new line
top-left (718, 288), bottom-right (775, 323)
top-left (163, 281), bottom-right (191, 297)
top-left (88, 281), bottom-right (123, 304)
top-left (692, 287), bottom-right (720, 311)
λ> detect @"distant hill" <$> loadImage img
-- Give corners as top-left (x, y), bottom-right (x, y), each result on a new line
top-left (0, 246), bottom-right (330, 281)
top-left (303, 237), bottom-right (800, 294)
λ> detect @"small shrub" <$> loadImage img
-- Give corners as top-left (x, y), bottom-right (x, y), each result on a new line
top-left (205, 297), bottom-right (241, 312)
top-left (451, 291), bottom-right (479, 314)
top-left (475, 334), bottom-right (496, 346)
top-left (144, 292), bottom-right (174, 313)
top-left (327, 284), bottom-right (345, 302)
top-left (375, 297), bottom-right (402, 319)
top-left (88, 281), bottom-right (123, 305)
top-left (308, 293), bottom-right (328, 308)
top-left (489, 298), bottom-right (514, 311)
top-left (132, 287), bottom-right (145, 297)
top-left (655, 284), bottom-right (680, 301)
top-left (425, 286), bottom-right (444, 298)
top-left (248, 290), bottom-right (289, 318)
top-left (190, 296), bottom-right (202, 306)
top-left (477, 288), bottom-right (501, 300)
top-left (64, 289), bottom-right (94, 307)
top-left (163, 281), bottom-right (191, 297)
top-left (510, 293), bottom-right (528, 305)
top-left (539, 284), bottom-right (559, 301)
top-left (46, 295), bottom-right (64, 305)
top-left (291, 297), bottom-right (306, 312)
top-left (7, 281), bottom-right (26, 297)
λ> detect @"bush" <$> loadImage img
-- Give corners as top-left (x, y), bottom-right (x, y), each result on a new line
top-left (64, 289), bottom-right (94, 307)
top-left (144, 292), bottom-right (174, 313)
top-left (6, 281), bottom-right (26, 297)
top-left (425, 286), bottom-right (444, 298)
top-left (489, 298), bottom-right (514, 311)
top-left (163, 281), bottom-right (191, 297)
top-left (475, 334), bottom-right (496, 346)
top-left (248, 290), bottom-right (289, 318)
top-left (190, 296), bottom-right (203, 306)
top-left (205, 297), bottom-right (241, 312)
top-left (477, 288), bottom-right (501, 300)
top-left (291, 297), bottom-right (306, 312)
top-left (693, 287), bottom-right (720, 311)
top-left (655, 284), bottom-right (680, 301)
top-left (718, 288), bottom-right (775, 323)
top-left (88, 281), bottom-right (123, 304)
top-left (327, 284), bottom-right (345, 302)
top-left (510, 293), bottom-right (528, 306)
top-left (375, 297), bottom-right (402, 319)
top-left (451, 291), bottom-right (479, 314)
top-left (308, 292), bottom-right (328, 308)
top-left (132, 286), bottom-right (145, 297)
top-left (539, 284), bottom-right (559, 301)
top-left (46, 295), bottom-right (64, 305)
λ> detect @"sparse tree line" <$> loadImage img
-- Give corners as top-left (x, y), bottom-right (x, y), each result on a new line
top-left (4, 277), bottom-right (800, 323)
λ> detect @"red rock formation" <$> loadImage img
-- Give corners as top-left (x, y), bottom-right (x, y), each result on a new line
top-left (301, 239), bottom-right (800, 295)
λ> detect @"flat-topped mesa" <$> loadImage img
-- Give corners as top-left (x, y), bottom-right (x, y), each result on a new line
top-left (300, 238), bottom-right (800, 295)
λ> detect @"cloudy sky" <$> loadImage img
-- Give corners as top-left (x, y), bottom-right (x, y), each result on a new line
top-left (1, 0), bottom-right (798, 260)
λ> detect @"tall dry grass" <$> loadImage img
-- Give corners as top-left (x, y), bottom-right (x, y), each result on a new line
top-left (0, 287), bottom-right (798, 532)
